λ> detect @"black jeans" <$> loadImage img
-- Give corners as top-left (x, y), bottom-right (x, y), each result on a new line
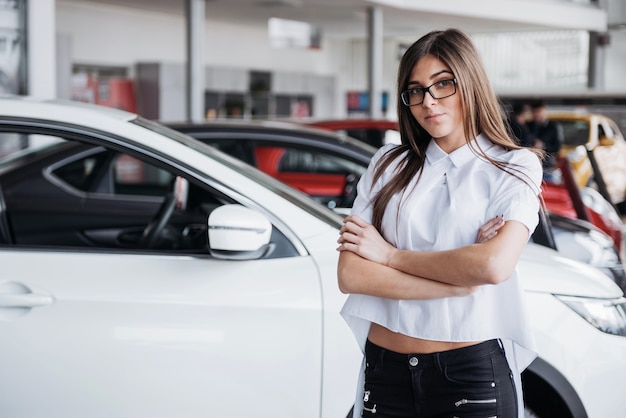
top-left (362, 339), bottom-right (517, 418)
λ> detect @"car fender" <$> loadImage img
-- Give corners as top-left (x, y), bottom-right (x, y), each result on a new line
top-left (523, 356), bottom-right (587, 418)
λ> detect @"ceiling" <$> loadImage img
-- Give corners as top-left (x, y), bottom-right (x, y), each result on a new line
top-left (75, 0), bottom-right (608, 40)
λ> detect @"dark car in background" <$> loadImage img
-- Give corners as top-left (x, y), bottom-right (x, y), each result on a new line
top-left (169, 120), bottom-right (372, 212)
top-left (169, 119), bottom-right (626, 291)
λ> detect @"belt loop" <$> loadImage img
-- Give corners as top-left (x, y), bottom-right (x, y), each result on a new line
top-left (434, 352), bottom-right (443, 373)
top-left (497, 338), bottom-right (505, 353)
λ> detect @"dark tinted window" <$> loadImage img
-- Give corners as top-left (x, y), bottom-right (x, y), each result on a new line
top-left (279, 148), bottom-right (365, 176)
top-left (53, 152), bottom-right (110, 192)
top-left (560, 121), bottom-right (589, 146)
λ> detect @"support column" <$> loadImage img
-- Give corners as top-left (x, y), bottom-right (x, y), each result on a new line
top-left (367, 6), bottom-right (383, 119)
top-left (186, 0), bottom-right (205, 122)
top-left (587, 31), bottom-right (608, 89)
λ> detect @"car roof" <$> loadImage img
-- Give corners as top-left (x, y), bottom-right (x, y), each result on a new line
top-left (306, 118), bottom-right (399, 131)
top-left (547, 112), bottom-right (605, 122)
top-left (0, 95), bottom-right (138, 125)
top-left (166, 119), bottom-right (379, 157)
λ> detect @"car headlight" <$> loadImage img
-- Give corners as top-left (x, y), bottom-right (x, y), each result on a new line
top-left (557, 295), bottom-right (626, 336)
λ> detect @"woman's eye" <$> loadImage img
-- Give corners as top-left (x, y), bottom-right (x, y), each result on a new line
top-left (437, 80), bottom-right (452, 87)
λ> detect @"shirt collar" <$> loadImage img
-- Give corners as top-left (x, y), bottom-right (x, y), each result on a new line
top-left (425, 134), bottom-right (495, 168)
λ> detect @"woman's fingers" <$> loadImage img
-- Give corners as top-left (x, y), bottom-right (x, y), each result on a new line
top-left (337, 216), bottom-right (392, 265)
top-left (344, 214), bottom-right (366, 226)
top-left (475, 215), bottom-right (504, 243)
top-left (338, 218), bottom-right (362, 243)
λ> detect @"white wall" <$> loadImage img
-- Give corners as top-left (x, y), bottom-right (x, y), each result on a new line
top-left (56, 1), bottom-right (186, 67)
top-left (56, 1), bottom-right (336, 74)
top-left (56, 0), bottom-right (352, 117)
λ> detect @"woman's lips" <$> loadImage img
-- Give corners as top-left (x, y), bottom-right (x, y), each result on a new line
top-left (425, 113), bottom-right (443, 121)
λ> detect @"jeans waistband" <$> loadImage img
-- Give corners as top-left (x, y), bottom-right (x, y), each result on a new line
top-left (365, 338), bottom-right (502, 368)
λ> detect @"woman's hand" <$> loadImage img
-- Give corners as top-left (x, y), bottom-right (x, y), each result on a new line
top-left (475, 215), bottom-right (505, 243)
top-left (337, 215), bottom-right (395, 265)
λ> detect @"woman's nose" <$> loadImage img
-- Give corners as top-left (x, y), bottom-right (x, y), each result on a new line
top-left (421, 90), bottom-right (437, 107)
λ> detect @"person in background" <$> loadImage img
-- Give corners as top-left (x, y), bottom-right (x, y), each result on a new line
top-left (337, 28), bottom-right (544, 418)
top-left (509, 102), bottom-right (533, 147)
top-left (526, 100), bottom-right (564, 170)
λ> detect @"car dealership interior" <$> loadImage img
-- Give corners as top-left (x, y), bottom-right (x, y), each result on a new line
top-left (5, 0), bottom-right (626, 122)
top-left (4, 2), bottom-right (626, 418)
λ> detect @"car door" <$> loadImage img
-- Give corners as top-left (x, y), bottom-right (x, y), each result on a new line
top-left (0, 129), bottom-right (324, 418)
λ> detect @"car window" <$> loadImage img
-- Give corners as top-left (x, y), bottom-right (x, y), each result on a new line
top-left (113, 155), bottom-right (174, 196)
top-left (52, 151), bottom-right (110, 192)
top-left (560, 120), bottom-right (589, 146)
top-left (0, 129), bottom-right (298, 258)
top-left (343, 128), bottom-right (385, 147)
top-left (601, 120), bottom-right (618, 140)
top-left (0, 133), bottom-right (65, 164)
top-left (598, 123), bottom-right (607, 140)
top-left (203, 139), bottom-right (255, 166)
top-left (279, 148), bottom-right (365, 176)
top-left (50, 147), bottom-right (174, 197)
top-left (0, 132), bottom-right (26, 158)
top-left (596, 120), bottom-right (623, 144)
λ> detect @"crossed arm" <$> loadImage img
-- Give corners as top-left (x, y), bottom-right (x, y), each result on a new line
top-left (336, 215), bottom-right (529, 300)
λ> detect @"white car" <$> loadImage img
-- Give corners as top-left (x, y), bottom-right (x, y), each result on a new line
top-left (0, 96), bottom-right (625, 418)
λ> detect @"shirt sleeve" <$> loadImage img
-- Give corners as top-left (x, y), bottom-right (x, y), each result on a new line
top-left (350, 144), bottom-right (398, 224)
top-left (490, 149), bottom-right (543, 237)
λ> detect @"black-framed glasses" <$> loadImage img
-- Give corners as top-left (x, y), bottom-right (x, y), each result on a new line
top-left (400, 78), bottom-right (457, 107)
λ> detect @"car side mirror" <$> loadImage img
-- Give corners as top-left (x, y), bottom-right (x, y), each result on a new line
top-left (598, 135), bottom-right (616, 146)
top-left (207, 204), bottom-right (273, 260)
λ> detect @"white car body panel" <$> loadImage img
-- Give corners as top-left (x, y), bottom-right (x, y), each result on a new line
top-left (519, 243), bottom-right (622, 297)
top-left (0, 250), bottom-right (326, 417)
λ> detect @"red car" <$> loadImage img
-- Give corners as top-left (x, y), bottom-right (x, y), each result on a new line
top-left (542, 157), bottom-right (624, 252)
top-left (307, 119), bottom-right (624, 252)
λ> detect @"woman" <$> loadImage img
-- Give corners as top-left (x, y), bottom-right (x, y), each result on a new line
top-left (337, 29), bottom-right (543, 418)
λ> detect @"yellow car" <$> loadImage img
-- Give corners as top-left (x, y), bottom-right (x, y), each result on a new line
top-left (550, 112), bottom-right (626, 209)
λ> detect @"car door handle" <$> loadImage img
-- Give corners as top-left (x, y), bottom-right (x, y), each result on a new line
top-left (0, 293), bottom-right (54, 308)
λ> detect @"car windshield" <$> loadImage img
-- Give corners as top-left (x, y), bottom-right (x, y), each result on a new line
top-left (132, 117), bottom-right (344, 229)
top-left (558, 120), bottom-right (590, 146)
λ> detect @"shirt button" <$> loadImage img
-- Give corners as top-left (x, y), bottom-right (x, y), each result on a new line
top-left (409, 357), bottom-right (419, 367)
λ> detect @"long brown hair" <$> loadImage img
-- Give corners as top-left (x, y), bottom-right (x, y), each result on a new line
top-left (370, 28), bottom-right (543, 231)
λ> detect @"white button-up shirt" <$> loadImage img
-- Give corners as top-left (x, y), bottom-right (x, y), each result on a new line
top-left (341, 134), bottom-right (543, 418)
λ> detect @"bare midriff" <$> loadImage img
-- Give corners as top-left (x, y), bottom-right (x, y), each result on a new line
top-left (368, 322), bottom-right (483, 354)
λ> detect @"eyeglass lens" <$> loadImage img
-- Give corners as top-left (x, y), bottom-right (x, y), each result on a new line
top-left (402, 79), bottom-right (456, 106)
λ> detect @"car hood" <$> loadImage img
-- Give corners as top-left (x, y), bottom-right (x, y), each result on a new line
top-left (520, 243), bottom-right (623, 298)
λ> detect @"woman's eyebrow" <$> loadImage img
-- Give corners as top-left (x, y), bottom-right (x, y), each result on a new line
top-left (433, 69), bottom-right (453, 78)
top-left (407, 70), bottom-right (453, 87)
